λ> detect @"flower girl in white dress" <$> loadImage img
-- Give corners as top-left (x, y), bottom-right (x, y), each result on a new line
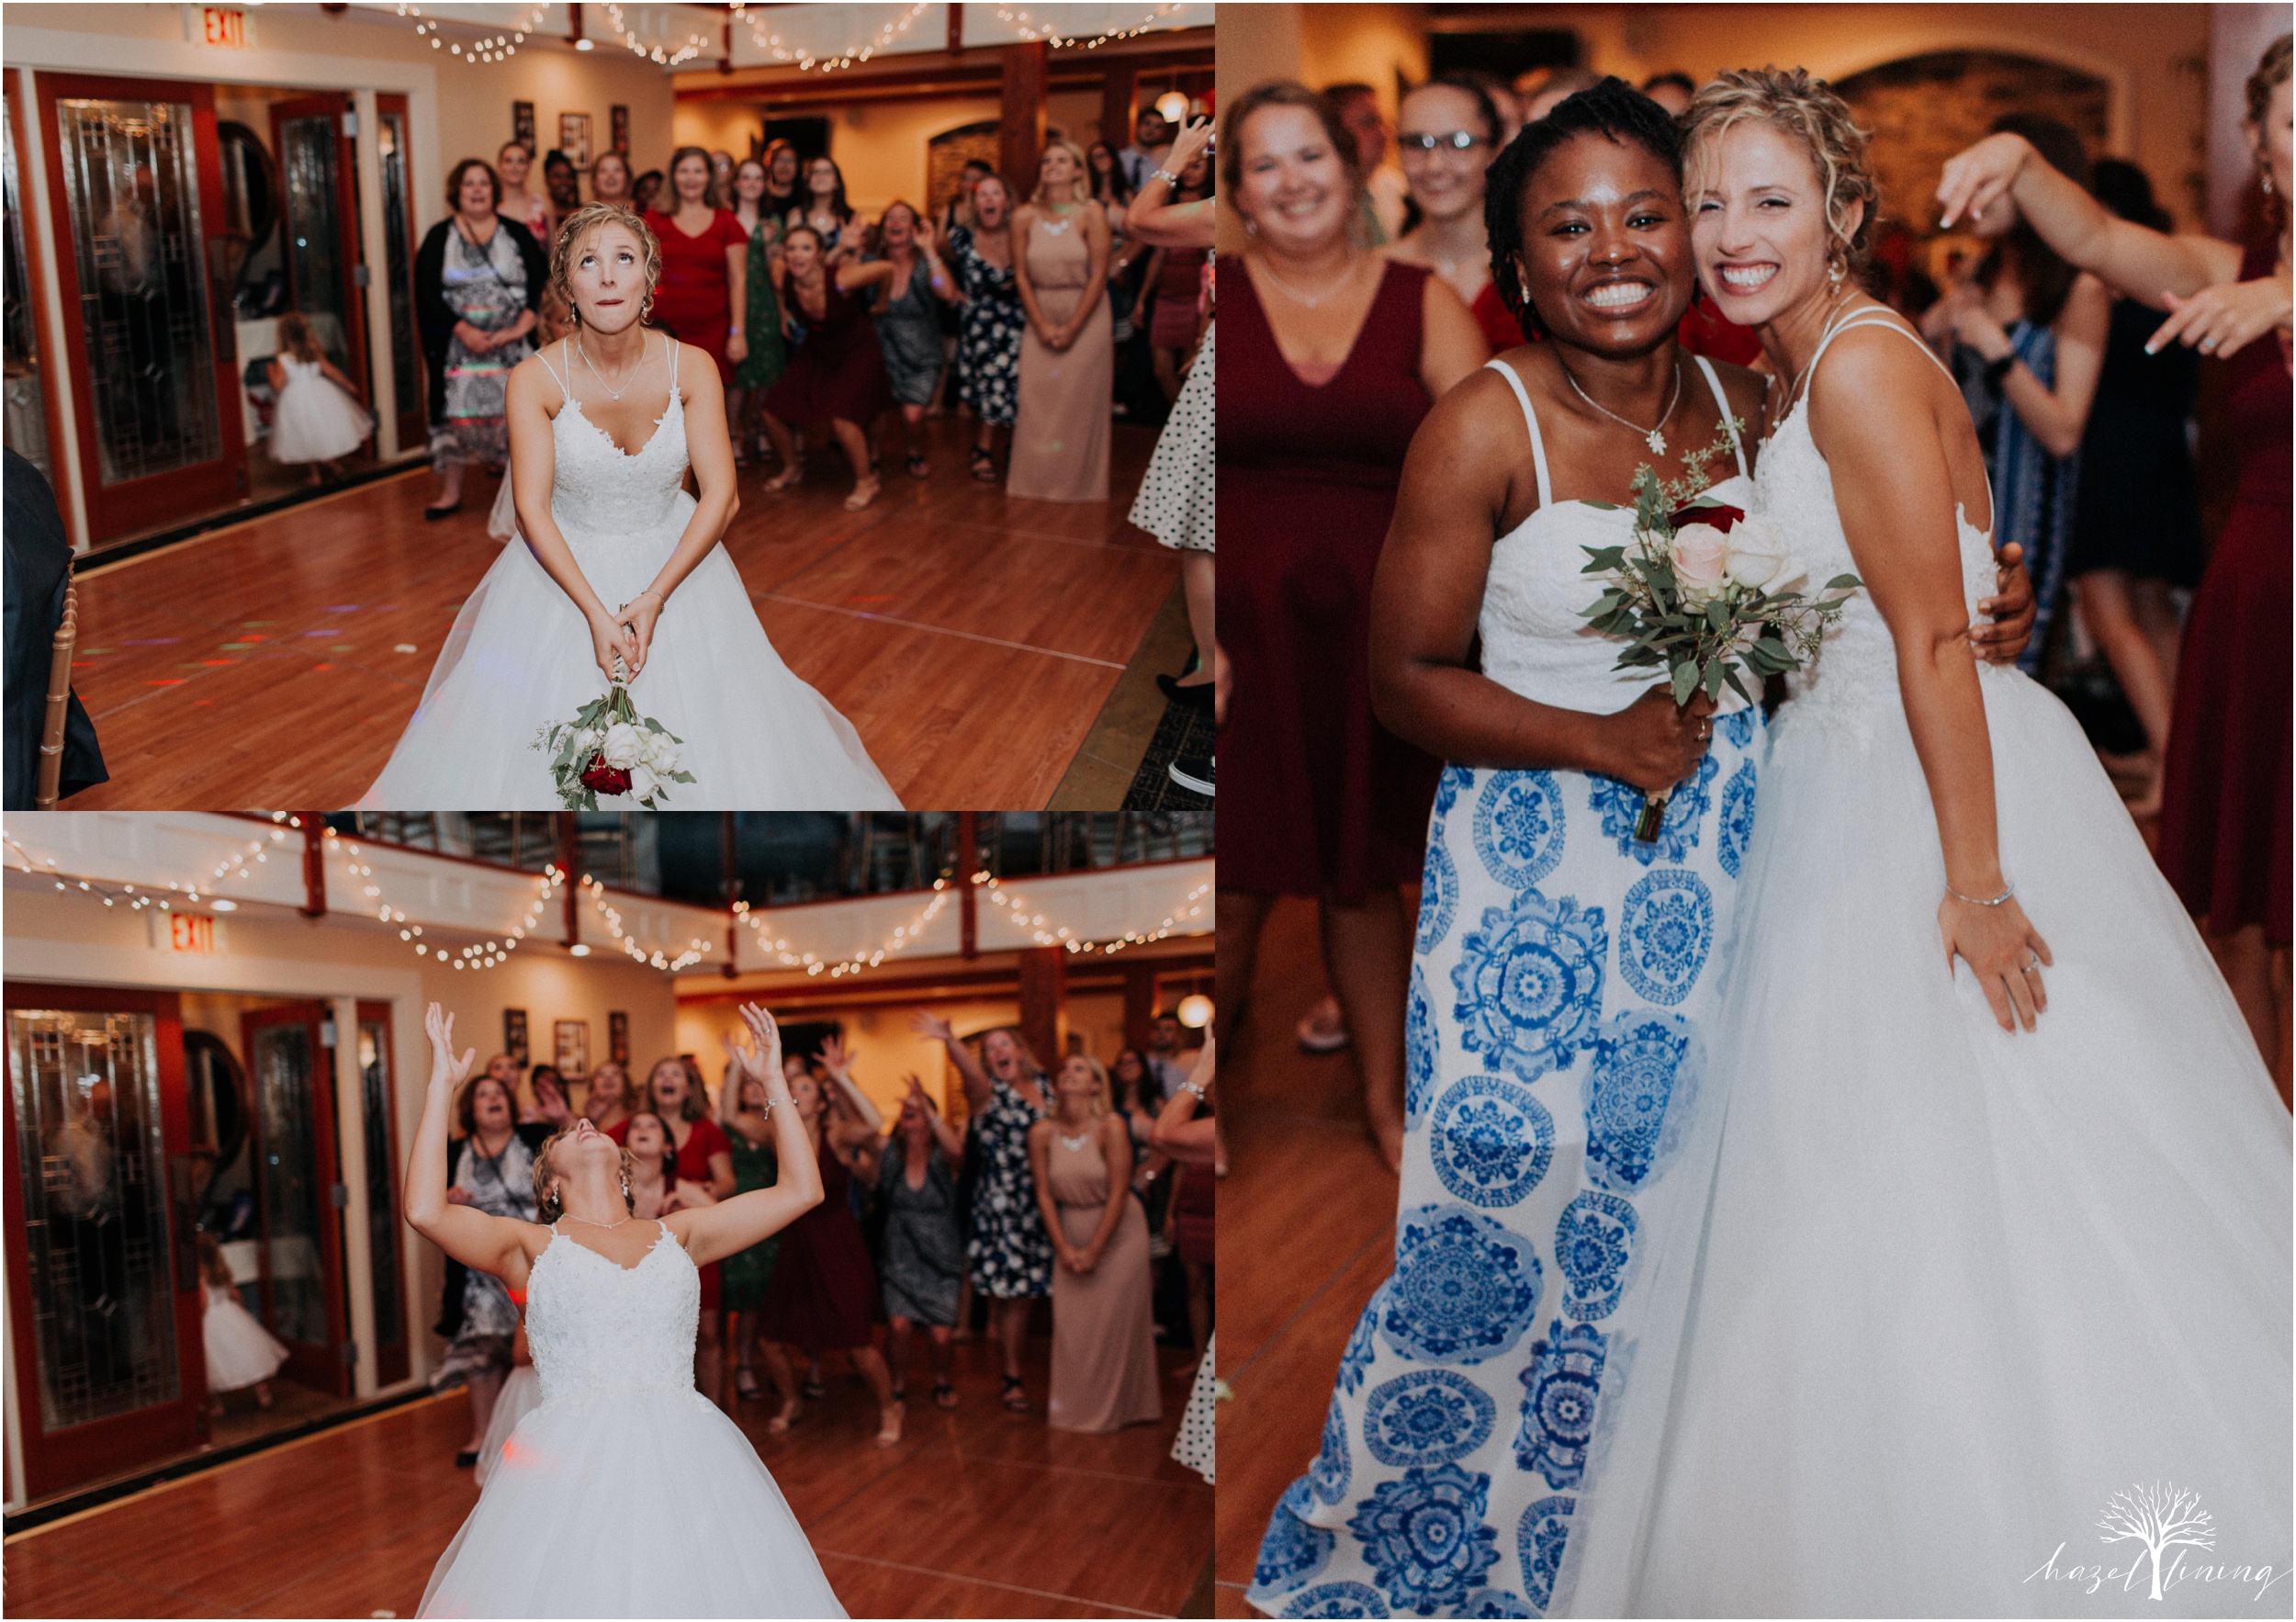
top-left (410, 1001), bottom-right (845, 1619)
top-left (360, 203), bottom-right (898, 810)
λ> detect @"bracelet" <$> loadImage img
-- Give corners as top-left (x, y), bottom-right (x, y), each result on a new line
top-left (1153, 167), bottom-right (1182, 186)
top-left (1945, 879), bottom-right (2016, 907)
top-left (1984, 352), bottom-right (2016, 386)
top-left (1180, 1079), bottom-right (1208, 1100)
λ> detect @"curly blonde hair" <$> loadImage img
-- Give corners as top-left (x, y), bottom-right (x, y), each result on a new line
top-left (532, 1127), bottom-right (639, 1222)
top-left (550, 202), bottom-right (662, 325)
top-left (1681, 67), bottom-right (1878, 282)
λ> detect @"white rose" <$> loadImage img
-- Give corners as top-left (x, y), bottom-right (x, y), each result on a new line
top-left (630, 762), bottom-right (661, 803)
top-left (643, 731), bottom-right (679, 772)
top-left (1671, 522), bottom-right (1731, 604)
top-left (601, 722), bottom-right (643, 769)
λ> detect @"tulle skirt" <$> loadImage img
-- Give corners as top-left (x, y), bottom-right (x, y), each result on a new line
top-left (422, 1385), bottom-right (847, 1618)
top-left (202, 1289), bottom-right (288, 1391)
top-left (360, 488), bottom-right (900, 809)
top-left (269, 375), bottom-right (372, 463)
top-left (1593, 670), bottom-right (2293, 1617)
top-left (472, 1365), bottom-right (542, 1487)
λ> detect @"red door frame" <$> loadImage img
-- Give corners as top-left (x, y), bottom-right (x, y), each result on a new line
top-left (240, 1000), bottom-right (351, 1398)
top-left (0, 982), bottom-right (207, 1502)
top-left (34, 72), bottom-right (246, 544)
top-left (375, 92), bottom-right (426, 456)
top-left (357, 1000), bottom-right (410, 1387)
top-left (266, 93), bottom-right (369, 400)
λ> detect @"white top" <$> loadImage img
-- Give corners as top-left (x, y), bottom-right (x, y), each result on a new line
top-left (1475, 353), bottom-right (1752, 717)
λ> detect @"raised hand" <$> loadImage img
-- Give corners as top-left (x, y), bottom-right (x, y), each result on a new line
top-left (737, 1003), bottom-right (782, 1087)
top-left (908, 1009), bottom-right (955, 1044)
top-left (1935, 131), bottom-right (2035, 231)
top-left (2148, 276), bottom-right (2295, 362)
top-left (425, 1003), bottom-right (477, 1090)
top-left (721, 1027), bottom-right (758, 1082)
top-left (1162, 115), bottom-right (1213, 181)
top-left (816, 1031), bottom-right (854, 1075)
top-left (903, 1073), bottom-right (936, 1112)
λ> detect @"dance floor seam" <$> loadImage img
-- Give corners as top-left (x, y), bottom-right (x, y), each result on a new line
top-left (815, 1551), bottom-right (1168, 1618)
top-left (752, 591), bottom-right (1129, 668)
top-left (1222, 1222), bottom-right (1391, 1390)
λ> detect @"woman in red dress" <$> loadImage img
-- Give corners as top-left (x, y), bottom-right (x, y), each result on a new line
top-left (1940, 34), bottom-right (2293, 1098)
top-left (736, 1037), bottom-right (904, 1447)
top-left (608, 1058), bottom-right (736, 1397)
top-left (1218, 82), bottom-right (1487, 1171)
top-left (644, 145), bottom-right (750, 387)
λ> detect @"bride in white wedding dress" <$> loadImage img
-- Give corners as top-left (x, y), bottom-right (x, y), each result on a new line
top-left (361, 203), bottom-right (899, 809)
top-left (411, 1001), bottom-right (844, 1618)
top-left (1559, 73), bottom-right (2291, 1618)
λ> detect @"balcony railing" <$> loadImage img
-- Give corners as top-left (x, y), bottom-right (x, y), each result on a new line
top-left (330, 812), bottom-right (1211, 907)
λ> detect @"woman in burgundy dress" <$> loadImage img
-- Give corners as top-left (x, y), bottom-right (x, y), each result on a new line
top-left (607, 1059), bottom-right (735, 1398)
top-left (1941, 34), bottom-right (2293, 1098)
top-left (644, 146), bottom-right (750, 386)
top-left (744, 1040), bottom-right (903, 1447)
top-left (1218, 81), bottom-right (1488, 1170)
top-left (759, 224), bottom-right (900, 511)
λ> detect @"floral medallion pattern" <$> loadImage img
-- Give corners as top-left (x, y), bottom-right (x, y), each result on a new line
top-left (1406, 965), bottom-right (1439, 1130)
top-left (1363, 1369), bottom-right (1498, 1468)
top-left (1717, 758), bottom-right (1758, 880)
top-left (1430, 1076), bottom-right (1555, 1209)
top-left (1514, 1318), bottom-right (1608, 1489)
top-left (1616, 869), bottom-right (1715, 1008)
top-left (1382, 1204), bottom-right (1545, 1365)
top-left (1582, 1010), bottom-right (1702, 1192)
top-left (1587, 750), bottom-right (1717, 865)
top-left (1256, 1492), bottom-right (1336, 1593)
top-left (1554, 1190), bottom-right (1640, 1322)
top-left (1473, 771), bottom-right (1567, 891)
top-left (1516, 1494), bottom-right (1576, 1613)
top-left (1338, 1289), bottom-right (1382, 1395)
top-left (1450, 893), bottom-right (1607, 1083)
top-left (1310, 1390), bottom-right (1353, 1504)
top-left (1346, 1463), bottom-right (1503, 1614)
top-left (1283, 1582), bottom-right (1391, 1617)
top-left (1419, 839), bottom-right (1460, 955)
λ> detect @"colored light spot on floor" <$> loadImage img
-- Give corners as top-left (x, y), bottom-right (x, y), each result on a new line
top-left (394, 644), bottom-right (419, 654)
top-left (147, 679), bottom-right (186, 686)
top-left (203, 659), bottom-right (234, 666)
top-left (120, 637), bottom-right (179, 646)
top-left (219, 643), bottom-right (253, 650)
top-left (78, 648), bottom-right (110, 657)
top-left (312, 662), bottom-right (333, 670)
top-left (332, 646), bottom-right (353, 652)
top-left (327, 604), bottom-right (362, 612)
top-left (304, 628), bottom-right (342, 637)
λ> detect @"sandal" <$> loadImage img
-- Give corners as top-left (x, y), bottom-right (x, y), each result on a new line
top-left (762, 460), bottom-right (804, 493)
top-left (801, 1376), bottom-right (827, 1402)
top-left (905, 454), bottom-right (930, 479)
top-left (932, 1380), bottom-right (959, 1411)
top-left (999, 1375), bottom-right (1030, 1414)
top-left (423, 502), bottom-right (462, 522)
top-left (767, 1396), bottom-right (802, 1435)
top-left (735, 1366), bottom-right (762, 1401)
top-left (968, 447), bottom-right (996, 483)
top-left (842, 476), bottom-right (881, 512)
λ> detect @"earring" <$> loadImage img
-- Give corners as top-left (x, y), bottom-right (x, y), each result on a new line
top-left (1828, 259), bottom-right (1844, 285)
top-left (2265, 171), bottom-right (2276, 197)
top-left (1243, 217), bottom-right (1259, 238)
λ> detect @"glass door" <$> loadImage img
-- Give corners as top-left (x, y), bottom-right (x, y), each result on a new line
top-left (376, 93), bottom-right (425, 456)
top-left (266, 95), bottom-right (366, 395)
top-left (356, 1003), bottom-right (409, 1386)
top-left (36, 72), bottom-right (243, 543)
top-left (241, 1002), bottom-right (350, 1398)
top-left (2, 985), bottom-right (205, 1500)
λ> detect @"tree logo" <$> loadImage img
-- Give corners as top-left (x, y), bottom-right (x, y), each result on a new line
top-left (2098, 1482), bottom-right (2217, 1602)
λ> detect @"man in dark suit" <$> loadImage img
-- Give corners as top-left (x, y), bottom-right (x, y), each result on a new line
top-left (5, 447), bottom-right (107, 806)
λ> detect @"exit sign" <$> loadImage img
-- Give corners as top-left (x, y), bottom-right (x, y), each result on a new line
top-left (191, 6), bottom-right (253, 49)
top-left (168, 913), bottom-right (218, 954)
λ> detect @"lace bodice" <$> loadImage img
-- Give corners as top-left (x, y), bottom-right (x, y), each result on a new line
top-left (1755, 313), bottom-right (2010, 746)
top-left (1477, 356), bottom-right (1753, 717)
top-left (540, 338), bottom-right (694, 543)
top-left (525, 1222), bottom-right (701, 1410)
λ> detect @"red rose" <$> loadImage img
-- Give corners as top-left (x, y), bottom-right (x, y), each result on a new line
top-left (579, 755), bottom-right (632, 796)
top-left (1671, 501), bottom-right (1745, 535)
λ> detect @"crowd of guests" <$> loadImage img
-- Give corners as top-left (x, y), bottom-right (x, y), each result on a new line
top-left (425, 1008), bottom-right (1215, 1464)
top-left (1221, 42), bottom-right (2295, 1161)
top-left (411, 118), bottom-right (1214, 517)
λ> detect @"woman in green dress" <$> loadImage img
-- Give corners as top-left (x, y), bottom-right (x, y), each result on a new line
top-left (718, 1032), bottom-right (785, 1401)
top-left (727, 156), bottom-right (791, 466)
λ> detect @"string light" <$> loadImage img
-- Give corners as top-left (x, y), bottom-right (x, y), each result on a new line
top-left (602, 3), bottom-right (714, 66)
top-left (744, 1), bottom-right (928, 73)
top-left (397, 4), bottom-right (546, 66)
top-left (324, 829), bottom-right (561, 973)
top-left (993, 2), bottom-right (1186, 50)
top-left (978, 872), bottom-right (1211, 954)
top-left (583, 875), bottom-right (712, 970)
top-left (734, 880), bottom-right (952, 978)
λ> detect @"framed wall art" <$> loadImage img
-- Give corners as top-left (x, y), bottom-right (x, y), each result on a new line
top-left (558, 110), bottom-right (592, 170)
top-left (512, 100), bottom-right (536, 154)
top-left (554, 1019), bottom-right (591, 1078)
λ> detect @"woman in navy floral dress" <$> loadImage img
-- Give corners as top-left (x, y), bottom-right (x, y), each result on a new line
top-left (912, 1010), bottom-right (1052, 1412)
top-left (946, 175), bottom-right (1026, 481)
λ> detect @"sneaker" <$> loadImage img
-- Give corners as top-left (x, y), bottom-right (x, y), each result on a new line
top-left (1168, 751), bottom-right (1213, 796)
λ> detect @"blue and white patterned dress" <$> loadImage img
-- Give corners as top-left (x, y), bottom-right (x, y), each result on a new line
top-left (1250, 357), bottom-right (1763, 1619)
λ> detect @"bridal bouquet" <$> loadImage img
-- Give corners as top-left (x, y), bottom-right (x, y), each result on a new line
top-left (1580, 421), bottom-right (1862, 840)
top-left (533, 661), bottom-right (695, 810)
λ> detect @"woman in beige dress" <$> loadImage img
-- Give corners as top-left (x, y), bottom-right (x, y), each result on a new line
top-left (1008, 140), bottom-right (1113, 501)
top-left (1028, 1053), bottom-right (1161, 1433)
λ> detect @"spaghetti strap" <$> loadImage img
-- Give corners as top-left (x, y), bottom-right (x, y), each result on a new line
top-left (1806, 309), bottom-right (1996, 532)
top-left (1483, 358), bottom-right (1551, 511)
top-left (666, 332), bottom-right (679, 389)
top-left (1692, 355), bottom-right (1747, 477)
top-left (537, 344), bottom-right (570, 401)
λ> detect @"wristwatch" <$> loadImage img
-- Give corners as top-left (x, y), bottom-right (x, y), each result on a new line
top-left (1984, 352), bottom-right (2016, 386)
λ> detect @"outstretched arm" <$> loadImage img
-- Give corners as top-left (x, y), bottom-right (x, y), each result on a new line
top-left (910, 1009), bottom-right (993, 1116)
top-left (404, 1004), bottom-right (533, 1281)
top-left (506, 358), bottom-right (640, 686)
top-left (815, 1032), bottom-right (885, 1136)
top-left (1809, 329), bottom-right (2054, 1034)
top-left (670, 1005), bottom-right (824, 1266)
top-left (906, 1075), bottom-right (965, 1161)
top-left (1151, 1036), bottom-right (1217, 1167)
top-left (1937, 133), bottom-right (2243, 306)
top-left (617, 348), bottom-right (737, 676)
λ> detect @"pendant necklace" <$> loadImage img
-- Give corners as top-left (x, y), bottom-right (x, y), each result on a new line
top-left (579, 330), bottom-right (646, 400)
top-left (1559, 355), bottom-right (1681, 456)
top-left (1254, 252), bottom-right (1360, 310)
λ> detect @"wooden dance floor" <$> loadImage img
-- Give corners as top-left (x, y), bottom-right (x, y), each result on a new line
top-left (4, 1337), bottom-right (1211, 1617)
top-left (59, 419), bottom-right (1174, 810)
top-left (1213, 896), bottom-right (1401, 1618)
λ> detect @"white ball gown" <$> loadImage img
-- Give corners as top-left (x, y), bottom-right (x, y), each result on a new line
top-left (420, 1220), bottom-right (846, 1618)
top-left (202, 1281), bottom-right (288, 1391)
top-left (1566, 313), bottom-right (2290, 1617)
top-left (268, 355), bottom-right (373, 464)
top-left (361, 338), bottom-right (899, 809)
